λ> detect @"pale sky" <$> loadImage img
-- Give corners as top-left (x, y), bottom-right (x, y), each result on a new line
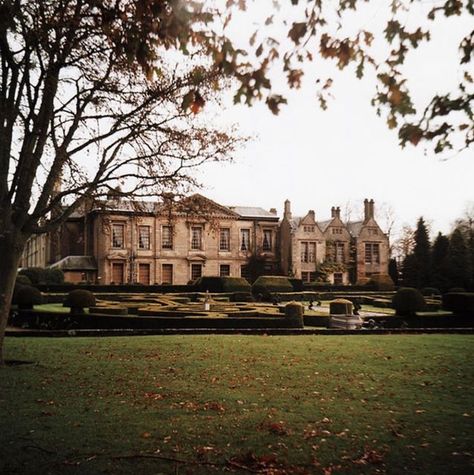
top-left (194, 2), bottom-right (474, 240)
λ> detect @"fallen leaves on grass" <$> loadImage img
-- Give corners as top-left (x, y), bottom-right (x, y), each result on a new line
top-left (228, 451), bottom-right (310, 474)
top-left (353, 448), bottom-right (385, 465)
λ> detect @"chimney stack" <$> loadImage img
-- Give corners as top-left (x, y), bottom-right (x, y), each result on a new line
top-left (331, 206), bottom-right (341, 219)
top-left (364, 198), bottom-right (374, 221)
top-left (284, 199), bottom-right (292, 220)
top-left (308, 210), bottom-right (315, 220)
top-left (269, 208), bottom-right (277, 215)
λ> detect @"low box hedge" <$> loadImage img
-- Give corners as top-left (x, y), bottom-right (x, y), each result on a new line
top-left (193, 276), bottom-right (251, 293)
top-left (10, 310), bottom-right (300, 330)
top-left (252, 276), bottom-right (293, 298)
top-left (442, 292), bottom-right (474, 316)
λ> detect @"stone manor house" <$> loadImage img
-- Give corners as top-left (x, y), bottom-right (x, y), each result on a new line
top-left (21, 194), bottom-right (389, 285)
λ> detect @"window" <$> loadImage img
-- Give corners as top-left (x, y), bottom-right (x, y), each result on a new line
top-left (335, 242), bottom-right (345, 263)
top-left (162, 264), bottom-right (173, 284)
top-left (111, 262), bottom-right (124, 283)
top-left (240, 265), bottom-right (250, 280)
top-left (262, 229), bottom-right (273, 251)
top-left (138, 263), bottom-right (150, 284)
top-left (112, 223), bottom-right (124, 248)
top-left (332, 227), bottom-right (343, 235)
top-left (191, 263), bottom-right (202, 280)
top-left (334, 273), bottom-right (343, 285)
top-left (301, 242), bottom-right (316, 263)
top-left (240, 229), bottom-right (250, 251)
top-left (219, 228), bottom-right (230, 251)
top-left (301, 271), bottom-right (317, 283)
top-left (138, 226), bottom-right (150, 250)
top-left (365, 243), bottom-right (380, 264)
top-left (191, 226), bottom-right (202, 250)
top-left (220, 264), bottom-right (230, 277)
top-left (304, 225), bottom-right (315, 233)
top-left (162, 225), bottom-right (173, 249)
top-left (368, 227), bottom-right (378, 236)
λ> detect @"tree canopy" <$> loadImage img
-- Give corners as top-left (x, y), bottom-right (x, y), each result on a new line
top-left (222, 0), bottom-right (473, 154)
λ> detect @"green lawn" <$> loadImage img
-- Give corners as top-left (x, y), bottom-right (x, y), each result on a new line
top-left (1, 335), bottom-right (473, 474)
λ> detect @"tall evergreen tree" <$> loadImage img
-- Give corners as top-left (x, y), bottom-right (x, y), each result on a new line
top-left (447, 229), bottom-right (472, 290)
top-left (388, 258), bottom-right (399, 286)
top-left (412, 217), bottom-right (432, 289)
top-left (431, 233), bottom-right (450, 292)
top-left (401, 253), bottom-right (418, 287)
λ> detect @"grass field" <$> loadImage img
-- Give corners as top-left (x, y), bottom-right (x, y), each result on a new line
top-left (1, 335), bottom-right (473, 474)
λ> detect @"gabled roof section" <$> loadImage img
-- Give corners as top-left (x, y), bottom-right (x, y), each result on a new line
top-left (347, 221), bottom-right (364, 237)
top-left (317, 219), bottom-right (332, 232)
top-left (289, 217), bottom-right (302, 231)
top-left (171, 194), bottom-right (240, 219)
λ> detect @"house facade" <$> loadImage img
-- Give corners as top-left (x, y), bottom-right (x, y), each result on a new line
top-left (21, 194), bottom-right (389, 285)
top-left (21, 194), bottom-right (280, 285)
top-left (279, 198), bottom-right (389, 284)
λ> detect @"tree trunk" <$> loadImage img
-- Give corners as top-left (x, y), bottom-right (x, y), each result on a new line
top-left (0, 229), bottom-right (26, 366)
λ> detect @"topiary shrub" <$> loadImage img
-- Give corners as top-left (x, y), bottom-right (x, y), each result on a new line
top-left (252, 276), bottom-right (293, 300)
top-left (392, 287), bottom-right (425, 317)
top-left (64, 289), bottom-right (96, 314)
top-left (194, 276), bottom-right (252, 293)
top-left (13, 285), bottom-right (43, 310)
top-left (44, 268), bottom-right (65, 284)
top-left (366, 274), bottom-right (395, 291)
top-left (19, 267), bottom-right (46, 285)
top-left (442, 292), bottom-right (474, 316)
top-left (230, 292), bottom-right (254, 302)
top-left (421, 287), bottom-right (441, 297)
top-left (289, 278), bottom-right (303, 292)
top-left (16, 274), bottom-right (32, 286)
top-left (284, 301), bottom-right (304, 328)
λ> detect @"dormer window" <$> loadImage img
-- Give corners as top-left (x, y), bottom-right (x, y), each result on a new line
top-left (332, 227), bottom-right (343, 235)
top-left (304, 225), bottom-right (315, 233)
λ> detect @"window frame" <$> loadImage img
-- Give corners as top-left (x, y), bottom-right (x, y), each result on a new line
top-left (219, 228), bottom-right (230, 251)
top-left (138, 225), bottom-right (151, 250)
top-left (262, 229), bottom-right (273, 252)
top-left (161, 225), bottom-right (173, 250)
top-left (219, 264), bottom-right (231, 277)
top-left (190, 226), bottom-right (203, 251)
top-left (111, 223), bottom-right (125, 249)
top-left (240, 229), bottom-right (250, 251)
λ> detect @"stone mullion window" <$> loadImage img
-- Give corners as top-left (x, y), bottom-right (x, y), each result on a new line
top-left (364, 243), bottom-right (380, 264)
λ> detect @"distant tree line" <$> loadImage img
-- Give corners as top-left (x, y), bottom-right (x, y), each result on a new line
top-left (399, 214), bottom-right (474, 292)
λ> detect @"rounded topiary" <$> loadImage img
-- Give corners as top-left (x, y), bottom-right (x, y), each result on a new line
top-left (64, 289), bottom-right (96, 314)
top-left (284, 301), bottom-right (304, 328)
top-left (44, 268), bottom-right (65, 284)
top-left (392, 287), bottom-right (425, 317)
top-left (16, 274), bottom-right (32, 286)
top-left (421, 287), bottom-right (441, 297)
top-left (18, 267), bottom-right (46, 285)
top-left (14, 285), bottom-right (43, 310)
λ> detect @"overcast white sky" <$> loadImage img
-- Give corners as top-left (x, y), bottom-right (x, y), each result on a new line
top-left (194, 2), bottom-right (474, 239)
